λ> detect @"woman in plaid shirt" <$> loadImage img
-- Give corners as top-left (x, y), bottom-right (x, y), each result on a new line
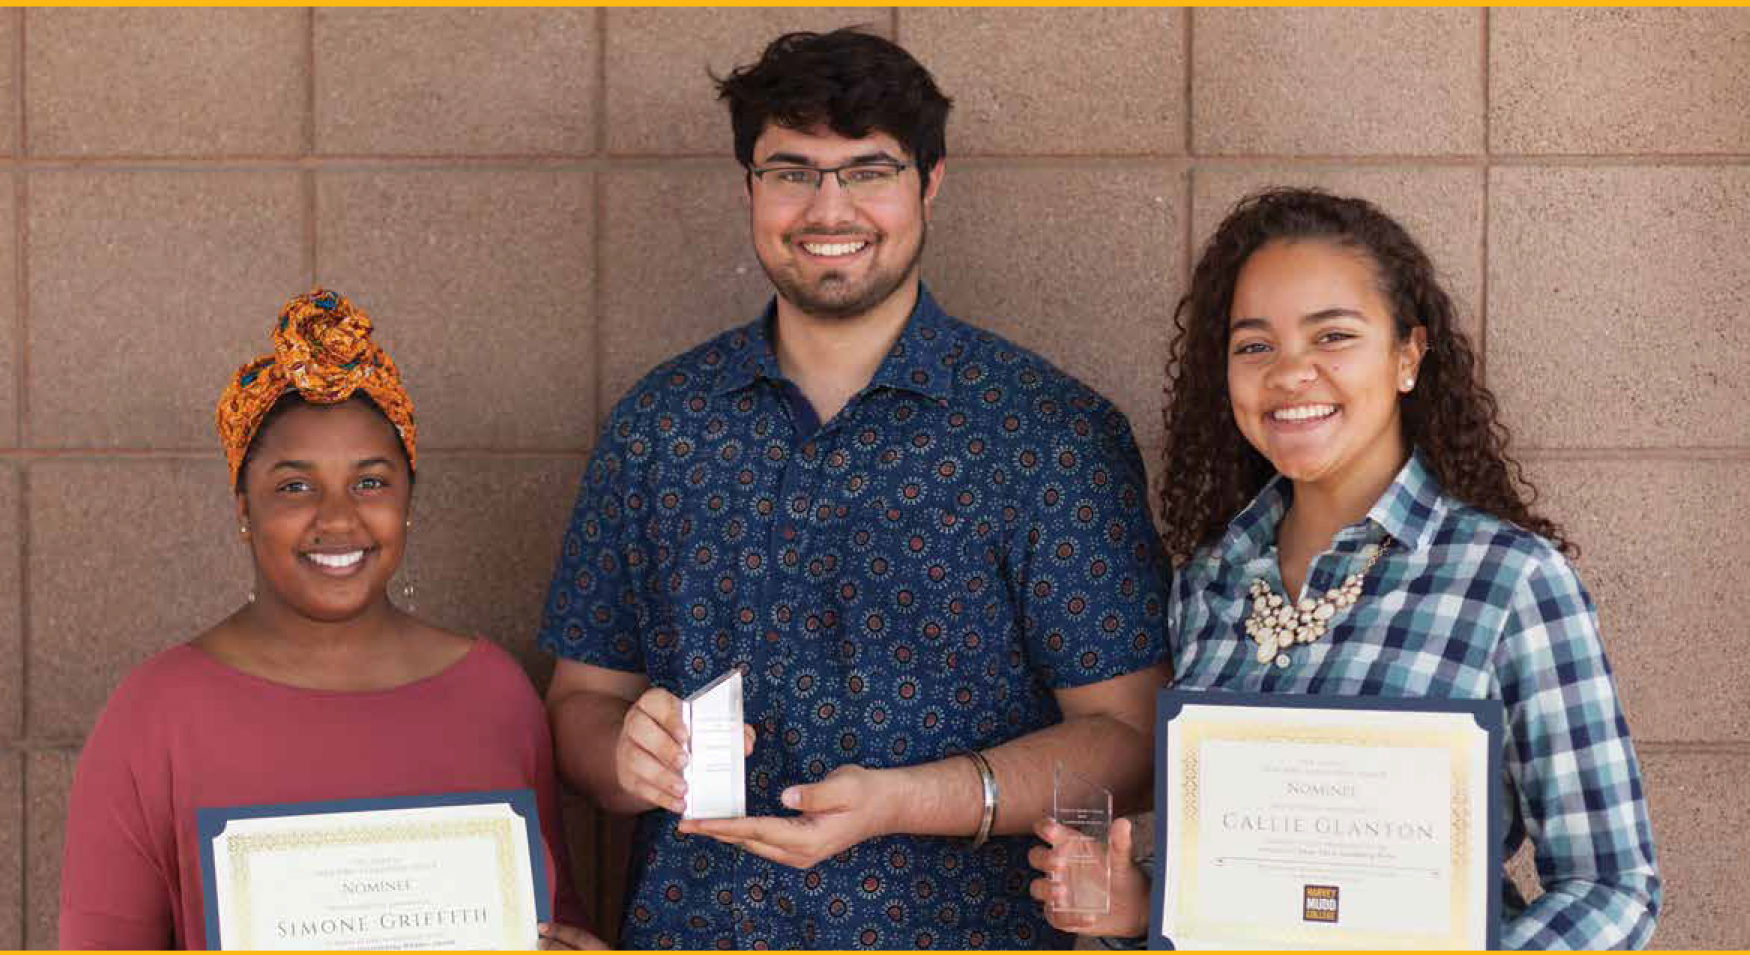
top-left (1032, 188), bottom-right (1659, 949)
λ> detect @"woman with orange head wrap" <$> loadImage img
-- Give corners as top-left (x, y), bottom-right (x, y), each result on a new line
top-left (58, 290), bottom-right (601, 951)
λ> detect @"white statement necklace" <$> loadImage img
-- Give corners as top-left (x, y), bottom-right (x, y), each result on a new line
top-left (1245, 538), bottom-right (1393, 666)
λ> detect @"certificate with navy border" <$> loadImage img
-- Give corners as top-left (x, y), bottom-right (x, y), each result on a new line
top-left (197, 789), bottom-right (550, 951)
top-left (1150, 691), bottom-right (1502, 950)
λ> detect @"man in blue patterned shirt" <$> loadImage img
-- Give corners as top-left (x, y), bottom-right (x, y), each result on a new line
top-left (537, 28), bottom-right (1171, 949)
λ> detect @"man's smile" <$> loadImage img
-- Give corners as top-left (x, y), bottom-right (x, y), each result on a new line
top-left (799, 239), bottom-right (870, 258)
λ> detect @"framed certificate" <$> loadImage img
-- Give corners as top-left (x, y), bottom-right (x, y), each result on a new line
top-left (1151, 691), bottom-right (1502, 950)
top-left (196, 790), bottom-right (550, 951)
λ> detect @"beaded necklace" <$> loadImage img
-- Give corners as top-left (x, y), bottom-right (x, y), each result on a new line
top-left (1245, 538), bottom-right (1393, 666)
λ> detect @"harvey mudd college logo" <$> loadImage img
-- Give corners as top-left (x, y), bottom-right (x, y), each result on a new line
top-left (1303, 884), bottom-right (1340, 923)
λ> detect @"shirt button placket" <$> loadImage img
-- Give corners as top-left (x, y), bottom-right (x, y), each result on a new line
top-left (757, 410), bottom-right (812, 828)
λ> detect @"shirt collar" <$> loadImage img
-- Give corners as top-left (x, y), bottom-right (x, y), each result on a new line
top-left (1217, 449), bottom-right (1447, 561)
top-left (1217, 472), bottom-right (1292, 562)
top-left (709, 306), bottom-right (782, 397)
top-left (709, 284), bottom-right (957, 402)
top-left (1363, 449), bottom-right (1446, 553)
top-left (865, 284), bottom-right (956, 401)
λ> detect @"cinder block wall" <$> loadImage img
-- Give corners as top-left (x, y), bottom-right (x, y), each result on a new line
top-left (1, 8), bottom-right (1746, 949)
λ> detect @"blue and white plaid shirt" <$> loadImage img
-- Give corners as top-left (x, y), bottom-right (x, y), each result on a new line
top-left (1169, 451), bottom-right (1660, 949)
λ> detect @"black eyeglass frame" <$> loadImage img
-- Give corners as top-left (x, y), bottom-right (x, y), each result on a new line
top-left (745, 161), bottom-right (914, 192)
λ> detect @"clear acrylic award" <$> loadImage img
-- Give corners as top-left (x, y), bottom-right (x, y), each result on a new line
top-left (681, 669), bottom-right (746, 820)
top-left (1051, 762), bottom-right (1113, 916)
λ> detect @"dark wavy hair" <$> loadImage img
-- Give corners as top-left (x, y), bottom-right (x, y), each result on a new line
top-left (714, 28), bottom-right (952, 195)
top-left (1159, 187), bottom-right (1572, 561)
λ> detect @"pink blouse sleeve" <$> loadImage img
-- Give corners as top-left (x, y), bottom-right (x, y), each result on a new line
top-left (58, 688), bottom-right (178, 949)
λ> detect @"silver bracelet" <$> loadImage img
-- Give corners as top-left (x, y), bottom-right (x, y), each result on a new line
top-left (960, 749), bottom-right (999, 848)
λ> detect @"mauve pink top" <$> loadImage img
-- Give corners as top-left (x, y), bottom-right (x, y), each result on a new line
top-left (58, 639), bottom-right (584, 950)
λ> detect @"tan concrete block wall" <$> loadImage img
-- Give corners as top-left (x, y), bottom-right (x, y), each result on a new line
top-left (2, 8), bottom-right (1744, 948)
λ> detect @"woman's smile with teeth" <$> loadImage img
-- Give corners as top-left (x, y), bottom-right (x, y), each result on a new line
top-left (305, 550), bottom-right (365, 569)
top-left (1270, 404), bottom-right (1338, 422)
top-left (800, 240), bottom-right (868, 256)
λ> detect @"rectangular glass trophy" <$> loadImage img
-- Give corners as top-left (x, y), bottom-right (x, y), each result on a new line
top-left (1051, 762), bottom-right (1113, 917)
top-left (682, 669), bottom-right (746, 820)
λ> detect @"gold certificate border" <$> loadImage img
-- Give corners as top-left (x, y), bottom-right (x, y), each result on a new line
top-left (1170, 713), bottom-right (1481, 949)
top-left (224, 815), bottom-right (525, 950)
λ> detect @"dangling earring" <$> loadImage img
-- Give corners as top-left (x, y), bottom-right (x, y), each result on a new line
top-left (398, 517), bottom-right (416, 614)
top-left (240, 523), bottom-right (255, 603)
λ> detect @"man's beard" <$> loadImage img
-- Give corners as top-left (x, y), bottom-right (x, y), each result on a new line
top-left (761, 226), bottom-right (927, 320)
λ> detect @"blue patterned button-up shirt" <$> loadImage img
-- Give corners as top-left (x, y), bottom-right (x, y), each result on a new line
top-left (539, 286), bottom-right (1170, 949)
top-left (1170, 452), bottom-right (1660, 949)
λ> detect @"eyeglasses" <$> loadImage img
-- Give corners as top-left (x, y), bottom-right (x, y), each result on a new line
top-left (747, 161), bottom-right (912, 202)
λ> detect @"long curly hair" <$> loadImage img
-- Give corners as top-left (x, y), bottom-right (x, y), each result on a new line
top-left (1159, 187), bottom-right (1572, 561)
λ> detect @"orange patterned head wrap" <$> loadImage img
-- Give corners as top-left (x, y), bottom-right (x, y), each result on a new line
top-left (216, 289), bottom-right (417, 488)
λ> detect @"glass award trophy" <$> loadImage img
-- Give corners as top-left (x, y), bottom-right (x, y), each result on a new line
top-left (682, 669), bottom-right (746, 820)
top-left (1051, 762), bottom-right (1113, 916)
